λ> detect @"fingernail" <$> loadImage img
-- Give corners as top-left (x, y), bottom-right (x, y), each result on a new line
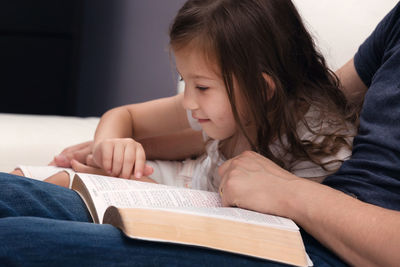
top-left (135, 171), bottom-right (142, 179)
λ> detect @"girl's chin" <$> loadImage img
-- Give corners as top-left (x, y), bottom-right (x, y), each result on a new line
top-left (202, 129), bottom-right (235, 141)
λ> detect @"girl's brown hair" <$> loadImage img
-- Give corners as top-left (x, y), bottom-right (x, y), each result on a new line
top-left (169, 0), bottom-right (352, 170)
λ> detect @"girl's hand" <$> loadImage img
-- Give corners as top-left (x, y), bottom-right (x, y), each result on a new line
top-left (218, 151), bottom-right (301, 218)
top-left (92, 138), bottom-right (153, 179)
top-left (71, 159), bottom-right (156, 183)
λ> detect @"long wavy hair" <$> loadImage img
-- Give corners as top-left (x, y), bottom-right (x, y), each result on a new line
top-left (169, 0), bottom-right (353, 171)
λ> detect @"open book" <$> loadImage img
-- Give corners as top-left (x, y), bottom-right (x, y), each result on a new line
top-left (71, 173), bottom-right (310, 267)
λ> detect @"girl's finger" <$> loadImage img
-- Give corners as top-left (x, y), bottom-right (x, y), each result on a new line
top-left (96, 142), bottom-right (113, 174)
top-left (133, 144), bottom-right (146, 179)
top-left (143, 164), bottom-right (154, 176)
top-left (86, 154), bottom-right (97, 167)
top-left (72, 145), bottom-right (93, 164)
top-left (120, 144), bottom-right (135, 179)
top-left (111, 142), bottom-right (124, 177)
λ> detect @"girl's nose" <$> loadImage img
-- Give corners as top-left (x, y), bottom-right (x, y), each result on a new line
top-left (182, 84), bottom-right (199, 110)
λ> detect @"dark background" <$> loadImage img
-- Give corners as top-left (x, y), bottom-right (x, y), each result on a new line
top-left (0, 0), bottom-right (185, 117)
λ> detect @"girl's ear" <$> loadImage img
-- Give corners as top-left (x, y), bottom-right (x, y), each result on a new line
top-left (262, 73), bottom-right (276, 100)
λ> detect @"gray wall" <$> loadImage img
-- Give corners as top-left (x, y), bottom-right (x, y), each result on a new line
top-left (76, 0), bottom-right (185, 117)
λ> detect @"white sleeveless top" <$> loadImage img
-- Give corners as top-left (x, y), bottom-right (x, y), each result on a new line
top-left (17, 108), bottom-right (354, 192)
top-left (185, 108), bottom-right (354, 192)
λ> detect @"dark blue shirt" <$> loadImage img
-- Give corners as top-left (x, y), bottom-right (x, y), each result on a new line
top-left (323, 2), bottom-right (400, 211)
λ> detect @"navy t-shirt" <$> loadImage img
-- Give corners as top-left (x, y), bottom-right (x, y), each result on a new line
top-left (323, 2), bottom-right (400, 211)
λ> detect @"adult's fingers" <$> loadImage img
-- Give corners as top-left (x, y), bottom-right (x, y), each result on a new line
top-left (66, 141), bottom-right (92, 151)
top-left (51, 142), bottom-right (93, 167)
top-left (71, 159), bottom-right (107, 176)
top-left (217, 157), bottom-right (233, 179)
top-left (60, 141), bottom-right (93, 154)
top-left (51, 155), bottom-right (71, 167)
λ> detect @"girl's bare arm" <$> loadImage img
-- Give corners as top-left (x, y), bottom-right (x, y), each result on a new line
top-left (94, 93), bottom-right (190, 145)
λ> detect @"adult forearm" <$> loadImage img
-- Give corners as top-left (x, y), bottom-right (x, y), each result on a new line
top-left (289, 180), bottom-right (400, 267)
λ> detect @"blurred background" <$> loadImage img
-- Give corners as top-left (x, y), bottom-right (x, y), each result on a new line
top-left (1, 0), bottom-right (397, 117)
top-left (0, 0), bottom-right (185, 117)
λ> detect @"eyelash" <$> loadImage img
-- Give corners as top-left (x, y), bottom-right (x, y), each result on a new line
top-left (179, 77), bottom-right (209, 91)
top-left (196, 86), bottom-right (209, 91)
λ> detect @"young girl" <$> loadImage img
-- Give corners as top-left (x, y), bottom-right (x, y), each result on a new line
top-left (13, 0), bottom-right (354, 192)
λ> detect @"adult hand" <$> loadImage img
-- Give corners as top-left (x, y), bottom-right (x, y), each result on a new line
top-left (49, 141), bottom-right (94, 168)
top-left (218, 151), bottom-right (303, 218)
top-left (92, 138), bottom-right (154, 179)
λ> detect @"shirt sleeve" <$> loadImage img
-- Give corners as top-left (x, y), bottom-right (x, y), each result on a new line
top-left (354, 2), bottom-right (398, 87)
top-left (323, 2), bottom-right (400, 210)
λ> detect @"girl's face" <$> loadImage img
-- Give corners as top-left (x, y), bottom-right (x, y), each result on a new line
top-left (174, 45), bottom-right (237, 140)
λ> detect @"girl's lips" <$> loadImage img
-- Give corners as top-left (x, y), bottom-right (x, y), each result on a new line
top-left (198, 119), bottom-right (210, 123)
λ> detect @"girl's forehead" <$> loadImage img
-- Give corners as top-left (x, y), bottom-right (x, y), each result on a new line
top-left (174, 45), bottom-right (221, 78)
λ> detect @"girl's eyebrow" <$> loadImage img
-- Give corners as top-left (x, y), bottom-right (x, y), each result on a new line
top-left (189, 74), bottom-right (215, 80)
top-left (175, 68), bottom-right (216, 81)
top-left (176, 68), bottom-right (217, 81)
top-left (178, 72), bottom-right (215, 81)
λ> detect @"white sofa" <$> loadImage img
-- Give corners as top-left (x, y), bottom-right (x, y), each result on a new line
top-left (0, 113), bottom-right (99, 172)
top-left (0, 1), bottom-right (397, 173)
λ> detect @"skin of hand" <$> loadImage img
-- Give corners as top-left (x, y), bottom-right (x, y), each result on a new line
top-left (50, 138), bottom-right (155, 179)
top-left (218, 151), bottom-right (400, 267)
top-left (49, 141), bottom-right (94, 168)
top-left (71, 159), bottom-right (156, 183)
top-left (218, 150), bottom-right (299, 217)
top-left (92, 137), bottom-right (155, 179)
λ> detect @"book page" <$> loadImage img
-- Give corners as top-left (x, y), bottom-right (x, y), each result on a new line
top-left (75, 173), bottom-right (221, 222)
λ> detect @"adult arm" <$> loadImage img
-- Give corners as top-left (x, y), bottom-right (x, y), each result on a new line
top-left (218, 151), bottom-right (400, 267)
top-left (335, 57), bottom-right (368, 105)
top-left (218, 54), bottom-right (400, 265)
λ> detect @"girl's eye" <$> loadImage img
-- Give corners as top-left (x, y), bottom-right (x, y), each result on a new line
top-left (196, 86), bottom-right (209, 91)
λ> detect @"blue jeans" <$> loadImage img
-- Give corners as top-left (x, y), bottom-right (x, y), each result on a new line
top-left (0, 173), bottom-right (347, 266)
